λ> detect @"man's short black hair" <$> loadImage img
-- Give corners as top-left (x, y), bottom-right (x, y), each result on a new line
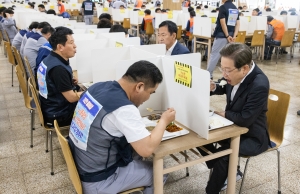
top-left (37, 22), bottom-right (50, 29)
top-left (220, 43), bottom-right (252, 69)
top-left (159, 20), bottom-right (177, 37)
top-left (204, 5), bottom-right (208, 8)
top-left (280, 10), bottom-right (287, 15)
top-left (28, 2), bottom-right (34, 8)
top-left (99, 13), bottom-right (111, 21)
top-left (29, 22), bottom-right (39, 30)
top-left (253, 8), bottom-right (260, 12)
top-left (41, 26), bottom-right (55, 35)
top-left (123, 60), bottom-right (163, 88)
top-left (3, 9), bottom-right (14, 18)
top-left (46, 9), bottom-right (56, 15)
top-left (49, 27), bottom-right (74, 51)
top-left (188, 7), bottom-right (194, 12)
top-left (38, 4), bottom-right (45, 9)
top-left (216, 8), bottom-right (219, 11)
top-left (238, 6), bottom-right (242, 10)
top-left (196, 6), bottom-right (200, 9)
top-left (211, 10), bottom-right (216, 13)
top-left (141, 5), bottom-right (146, 8)
top-left (267, 15), bottom-right (274, 22)
top-left (144, 9), bottom-right (151, 15)
top-left (97, 18), bottom-right (112, 28)
top-left (266, 8), bottom-right (271, 11)
top-left (0, 7), bottom-right (7, 14)
top-left (161, 9), bottom-right (166, 13)
top-left (109, 24), bottom-right (127, 34)
top-left (155, 8), bottom-right (161, 13)
top-left (190, 10), bottom-right (196, 17)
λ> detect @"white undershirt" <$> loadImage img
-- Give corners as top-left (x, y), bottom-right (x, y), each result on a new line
top-left (102, 105), bottom-right (151, 143)
top-left (165, 40), bottom-right (177, 56)
top-left (231, 63), bottom-right (255, 101)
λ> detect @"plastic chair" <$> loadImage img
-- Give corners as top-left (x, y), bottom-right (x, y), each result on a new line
top-left (0, 30), bottom-right (3, 45)
top-left (12, 46), bottom-right (26, 79)
top-left (239, 89), bottom-right (290, 194)
top-left (235, 31), bottom-right (246, 43)
top-left (4, 30), bottom-right (10, 43)
top-left (4, 41), bottom-right (16, 87)
top-left (66, 9), bottom-right (72, 16)
top-left (177, 25), bottom-right (182, 40)
top-left (12, 45), bottom-right (22, 93)
top-left (72, 9), bottom-right (80, 17)
top-left (28, 78), bottom-right (69, 175)
top-left (54, 120), bottom-right (145, 194)
top-left (269, 30), bottom-right (295, 64)
top-left (15, 65), bottom-right (36, 148)
top-left (123, 18), bottom-right (131, 30)
top-left (250, 30), bottom-right (265, 61)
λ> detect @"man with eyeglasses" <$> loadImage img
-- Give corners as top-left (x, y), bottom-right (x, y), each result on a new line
top-left (197, 43), bottom-right (271, 194)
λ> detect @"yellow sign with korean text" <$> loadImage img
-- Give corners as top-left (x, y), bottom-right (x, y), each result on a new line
top-left (115, 42), bottom-right (123, 47)
top-left (90, 30), bottom-right (94, 34)
top-left (174, 61), bottom-right (192, 88)
top-left (167, 11), bottom-right (173, 19)
top-left (246, 16), bottom-right (251, 22)
top-left (138, 11), bottom-right (144, 16)
top-left (103, 7), bottom-right (108, 11)
top-left (72, 3), bottom-right (77, 7)
top-left (210, 17), bottom-right (216, 24)
top-left (120, 9), bottom-right (125, 13)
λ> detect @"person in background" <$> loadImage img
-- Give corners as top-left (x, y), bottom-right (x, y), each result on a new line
top-left (0, 7), bottom-right (7, 40)
top-left (201, 42), bottom-right (270, 194)
top-left (24, 25), bottom-right (55, 75)
top-left (57, 0), bottom-right (65, 15)
top-left (46, 9), bottom-right (56, 15)
top-left (291, 11), bottom-right (297, 15)
top-left (2, 9), bottom-right (17, 43)
top-left (264, 16), bottom-right (285, 60)
top-left (141, 5), bottom-right (146, 10)
top-left (185, 10), bottom-right (195, 51)
top-left (266, 7), bottom-right (271, 12)
top-left (81, 0), bottom-right (96, 25)
top-left (216, 7), bottom-right (219, 12)
top-left (154, 0), bottom-right (160, 7)
top-left (12, 21), bottom-right (39, 51)
top-left (280, 10), bottom-right (287, 15)
top-left (110, 24), bottom-right (132, 38)
top-left (238, 6), bottom-right (242, 11)
top-left (119, 5), bottom-right (125, 9)
top-left (252, 8), bottom-right (262, 16)
top-left (239, 12), bottom-right (244, 16)
top-left (37, 27), bottom-right (82, 127)
top-left (187, 6), bottom-right (194, 12)
top-left (211, 9), bottom-right (217, 13)
top-left (242, 5), bottom-right (247, 11)
top-left (68, 60), bottom-right (174, 194)
top-left (196, 6), bottom-right (201, 12)
top-left (204, 5), bottom-right (208, 9)
top-left (158, 20), bottom-right (190, 55)
top-left (99, 13), bottom-right (112, 22)
top-left (97, 18), bottom-right (112, 28)
top-left (113, 0), bottom-right (126, 9)
top-left (152, 8), bottom-right (161, 30)
top-left (134, 0), bottom-right (143, 8)
top-left (35, 42), bottom-right (52, 74)
top-left (28, 2), bottom-right (35, 9)
top-left (206, 0), bottom-right (240, 79)
top-left (141, 9), bottom-right (154, 33)
top-left (38, 4), bottom-right (47, 12)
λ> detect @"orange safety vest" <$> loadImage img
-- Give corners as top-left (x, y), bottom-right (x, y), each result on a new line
top-left (58, 2), bottom-right (65, 14)
top-left (270, 19), bottom-right (285, 41)
top-left (135, 0), bottom-right (143, 8)
top-left (144, 15), bottom-right (154, 30)
top-left (186, 17), bottom-right (194, 37)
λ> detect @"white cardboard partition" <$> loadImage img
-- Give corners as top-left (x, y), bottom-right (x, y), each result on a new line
top-left (193, 17), bottom-right (212, 37)
top-left (112, 9), bottom-right (130, 22)
top-left (166, 53), bottom-right (201, 69)
top-left (73, 34), bottom-right (96, 41)
top-left (74, 25), bottom-right (97, 29)
top-left (73, 29), bottom-right (87, 34)
top-left (96, 32), bottom-right (126, 39)
top-left (108, 37), bottom-right (141, 47)
top-left (162, 57), bottom-right (210, 139)
top-left (155, 13), bottom-right (168, 29)
top-left (115, 57), bottom-right (166, 116)
top-left (287, 16), bottom-right (299, 29)
top-left (134, 44), bottom-right (166, 55)
top-left (87, 28), bottom-right (111, 34)
top-left (239, 16), bottom-right (249, 32)
top-left (247, 16), bottom-right (267, 34)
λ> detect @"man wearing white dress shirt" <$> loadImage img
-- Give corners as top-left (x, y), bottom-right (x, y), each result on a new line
top-left (158, 21), bottom-right (190, 56)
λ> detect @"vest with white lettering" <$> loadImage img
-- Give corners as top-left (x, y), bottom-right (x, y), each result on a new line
top-left (68, 81), bottom-right (134, 182)
top-left (37, 52), bottom-right (75, 119)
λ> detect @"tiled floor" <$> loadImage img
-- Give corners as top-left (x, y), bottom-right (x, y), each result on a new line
top-left (0, 44), bottom-right (300, 194)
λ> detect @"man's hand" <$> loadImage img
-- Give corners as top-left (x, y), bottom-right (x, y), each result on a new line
top-left (210, 80), bottom-right (216, 91)
top-left (215, 111), bottom-right (225, 117)
top-left (72, 77), bottom-right (78, 85)
top-left (160, 108), bottom-right (176, 126)
top-left (227, 36), bottom-right (234, 43)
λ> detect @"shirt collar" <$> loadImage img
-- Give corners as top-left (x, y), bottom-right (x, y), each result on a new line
top-left (240, 61), bottom-right (255, 83)
top-left (166, 40), bottom-right (177, 55)
top-left (50, 51), bottom-right (70, 66)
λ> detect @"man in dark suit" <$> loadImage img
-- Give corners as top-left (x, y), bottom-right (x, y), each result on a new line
top-left (158, 20), bottom-right (190, 56)
top-left (197, 43), bottom-right (271, 194)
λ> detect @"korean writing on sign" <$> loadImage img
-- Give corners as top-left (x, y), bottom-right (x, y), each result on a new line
top-left (227, 9), bottom-right (239, 26)
top-left (174, 61), bottom-right (192, 88)
top-left (69, 91), bottom-right (102, 151)
top-left (115, 42), bottom-right (123, 47)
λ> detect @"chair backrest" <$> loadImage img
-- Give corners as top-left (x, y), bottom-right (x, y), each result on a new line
top-left (251, 30), bottom-right (265, 47)
top-left (177, 25), bottom-right (182, 40)
top-left (72, 9), bottom-right (79, 16)
top-left (66, 9), bottom-right (72, 15)
top-left (12, 46), bottom-right (26, 76)
top-left (15, 65), bottom-right (34, 109)
top-left (4, 41), bottom-right (16, 66)
top-left (288, 28), bottom-right (296, 31)
top-left (54, 120), bottom-right (83, 194)
top-left (145, 21), bottom-right (154, 35)
top-left (266, 89), bottom-right (290, 147)
top-left (0, 30), bottom-right (3, 43)
top-left (123, 18), bottom-right (130, 29)
top-left (280, 30), bottom-right (295, 47)
top-left (4, 30), bottom-right (10, 43)
top-left (28, 77), bottom-right (46, 129)
top-left (24, 56), bottom-right (37, 89)
top-left (235, 31), bottom-right (246, 43)
top-left (188, 33), bottom-right (194, 41)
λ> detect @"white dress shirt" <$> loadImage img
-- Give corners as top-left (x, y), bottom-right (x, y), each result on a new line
top-left (230, 62), bottom-right (255, 101)
top-left (165, 40), bottom-right (177, 56)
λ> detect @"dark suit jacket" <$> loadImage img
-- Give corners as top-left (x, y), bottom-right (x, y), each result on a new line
top-left (171, 41), bottom-right (190, 55)
top-left (212, 64), bottom-right (271, 155)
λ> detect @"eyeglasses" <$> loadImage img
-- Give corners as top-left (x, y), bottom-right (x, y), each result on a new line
top-left (218, 66), bottom-right (237, 76)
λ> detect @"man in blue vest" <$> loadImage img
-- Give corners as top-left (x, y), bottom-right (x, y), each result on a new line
top-left (37, 27), bottom-right (82, 127)
top-left (81, 0), bottom-right (96, 25)
top-left (69, 60), bottom-right (176, 194)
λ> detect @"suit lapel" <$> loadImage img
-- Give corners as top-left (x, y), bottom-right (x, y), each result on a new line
top-left (229, 83), bottom-right (248, 108)
top-left (171, 42), bottom-right (179, 55)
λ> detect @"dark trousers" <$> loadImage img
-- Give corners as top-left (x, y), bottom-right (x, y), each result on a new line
top-left (197, 135), bottom-right (269, 194)
top-left (44, 103), bottom-right (77, 127)
top-left (264, 38), bottom-right (281, 58)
